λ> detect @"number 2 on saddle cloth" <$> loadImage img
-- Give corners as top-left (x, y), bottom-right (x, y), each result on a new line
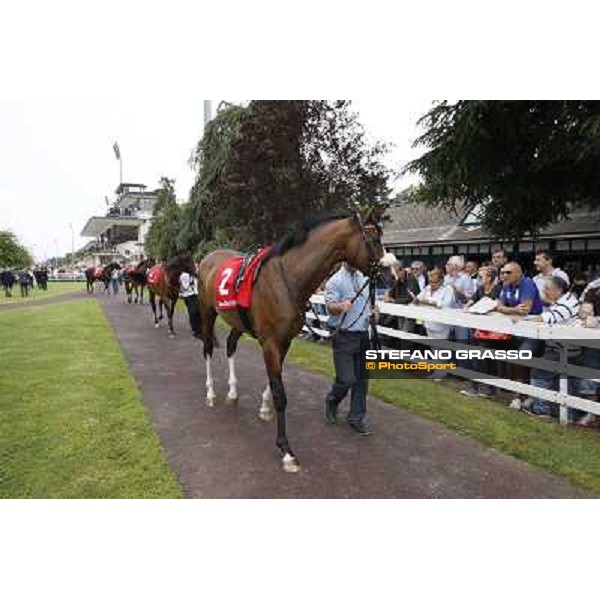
top-left (147, 265), bottom-right (164, 287)
top-left (215, 247), bottom-right (271, 325)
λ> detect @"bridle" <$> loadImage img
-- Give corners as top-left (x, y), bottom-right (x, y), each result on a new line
top-left (305, 213), bottom-right (383, 348)
top-left (353, 212), bottom-right (383, 280)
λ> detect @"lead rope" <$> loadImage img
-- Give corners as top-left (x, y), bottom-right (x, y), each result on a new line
top-left (328, 274), bottom-right (372, 339)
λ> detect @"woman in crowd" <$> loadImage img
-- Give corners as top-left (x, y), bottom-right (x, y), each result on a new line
top-left (413, 268), bottom-right (454, 381)
top-left (384, 263), bottom-right (420, 331)
top-left (460, 263), bottom-right (504, 398)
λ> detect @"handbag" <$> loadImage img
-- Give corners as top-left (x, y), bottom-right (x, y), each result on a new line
top-left (473, 329), bottom-right (512, 341)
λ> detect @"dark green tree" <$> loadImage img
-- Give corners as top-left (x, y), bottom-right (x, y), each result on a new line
top-left (404, 101), bottom-right (600, 238)
top-left (144, 177), bottom-right (184, 259)
top-left (0, 229), bottom-right (33, 266)
top-left (184, 100), bottom-right (391, 252)
top-left (179, 103), bottom-right (248, 255)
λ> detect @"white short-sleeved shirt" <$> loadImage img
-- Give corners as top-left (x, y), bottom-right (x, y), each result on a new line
top-left (416, 283), bottom-right (454, 338)
top-left (179, 272), bottom-right (198, 297)
top-left (534, 268), bottom-right (570, 297)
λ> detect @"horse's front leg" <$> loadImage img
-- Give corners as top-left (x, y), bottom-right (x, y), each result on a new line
top-left (263, 339), bottom-right (299, 473)
top-left (167, 297), bottom-right (177, 337)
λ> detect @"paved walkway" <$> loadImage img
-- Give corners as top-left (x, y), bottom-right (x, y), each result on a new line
top-left (98, 293), bottom-right (591, 498)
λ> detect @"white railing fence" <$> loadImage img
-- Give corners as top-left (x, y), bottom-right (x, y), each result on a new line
top-left (304, 295), bottom-right (600, 425)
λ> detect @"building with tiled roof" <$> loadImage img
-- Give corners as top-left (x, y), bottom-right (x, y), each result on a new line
top-left (383, 202), bottom-right (600, 274)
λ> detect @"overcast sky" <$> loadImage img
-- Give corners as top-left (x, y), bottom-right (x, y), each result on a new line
top-left (1, 3), bottom-right (434, 262)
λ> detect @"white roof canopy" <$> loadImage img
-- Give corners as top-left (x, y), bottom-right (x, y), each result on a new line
top-left (80, 215), bottom-right (142, 237)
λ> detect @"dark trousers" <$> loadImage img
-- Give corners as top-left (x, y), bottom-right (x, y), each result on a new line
top-left (326, 330), bottom-right (369, 424)
top-left (183, 295), bottom-right (200, 335)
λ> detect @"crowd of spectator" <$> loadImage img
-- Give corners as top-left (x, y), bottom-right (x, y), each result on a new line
top-left (381, 249), bottom-right (600, 426)
top-left (304, 248), bottom-right (600, 428)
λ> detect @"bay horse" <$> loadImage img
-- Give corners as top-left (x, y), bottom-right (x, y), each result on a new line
top-left (147, 254), bottom-right (197, 336)
top-left (123, 258), bottom-right (155, 304)
top-left (195, 213), bottom-right (384, 473)
top-left (85, 262), bottom-right (120, 294)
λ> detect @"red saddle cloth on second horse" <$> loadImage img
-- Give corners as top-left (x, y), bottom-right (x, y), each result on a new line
top-left (215, 247), bottom-right (271, 311)
top-left (94, 268), bottom-right (104, 279)
top-left (147, 265), bottom-right (165, 287)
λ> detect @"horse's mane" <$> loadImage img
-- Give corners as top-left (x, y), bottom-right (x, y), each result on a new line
top-left (135, 258), bottom-right (153, 269)
top-left (268, 212), bottom-right (353, 258)
top-left (165, 254), bottom-right (192, 270)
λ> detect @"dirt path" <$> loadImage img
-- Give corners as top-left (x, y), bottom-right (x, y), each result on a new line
top-left (98, 294), bottom-right (591, 498)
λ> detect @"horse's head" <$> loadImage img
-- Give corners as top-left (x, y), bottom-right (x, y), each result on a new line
top-left (136, 258), bottom-right (155, 272)
top-left (166, 253), bottom-right (197, 277)
top-left (344, 214), bottom-right (385, 276)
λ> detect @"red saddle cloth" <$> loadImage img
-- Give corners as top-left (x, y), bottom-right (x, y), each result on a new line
top-left (215, 247), bottom-right (271, 312)
top-left (94, 268), bottom-right (104, 278)
top-left (147, 265), bottom-right (164, 287)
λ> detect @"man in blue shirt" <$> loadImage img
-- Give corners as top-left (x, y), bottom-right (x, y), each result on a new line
top-left (496, 262), bottom-right (545, 410)
top-left (324, 263), bottom-right (373, 435)
top-left (496, 262), bottom-right (543, 316)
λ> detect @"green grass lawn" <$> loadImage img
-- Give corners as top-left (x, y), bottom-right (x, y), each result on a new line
top-left (0, 281), bottom-right (84, 305)
top-left (229, 324), bottom-right (600, 494)
top-left (0, 299), bottom-right (182, 498)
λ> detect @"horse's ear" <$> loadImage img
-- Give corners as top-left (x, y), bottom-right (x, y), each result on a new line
top-left (355, 206), bottom-right (383, 230)
top-left (363, 205), bottom-right (385, 225)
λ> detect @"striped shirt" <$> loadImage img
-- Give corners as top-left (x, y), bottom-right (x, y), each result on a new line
top-left (542, 292), bottom-right (580, 326)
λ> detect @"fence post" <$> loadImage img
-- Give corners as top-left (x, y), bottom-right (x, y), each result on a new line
top-left (559, 345), bottom-right (569, 425)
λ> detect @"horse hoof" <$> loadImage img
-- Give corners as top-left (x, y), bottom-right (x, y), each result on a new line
top-left (154, 323), bottom-right (160, 329)
top-left (259, 409), bottom-right (274, 422)
top-left (206, 396), bottom-right (216, 408)
top-left (282, 454), bottom-right (300, 474)
top-left (169, 332), bottom-right (175, 338)
top-left (226, 394), bottom-right (238, 407)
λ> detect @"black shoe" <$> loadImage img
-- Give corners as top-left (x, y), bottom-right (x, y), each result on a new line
top-left (325, 399), bottom-right (338, 425)
top-left (348, 422), bottom-right (372, 436)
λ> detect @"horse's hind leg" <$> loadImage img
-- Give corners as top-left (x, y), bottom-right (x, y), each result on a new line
top-left (225, 330), bottom-right (242, 406)
top-left (149, 291), bottom-right (160, 328)
top-left (263, 339), bottom-right (299, 473)
top-left (259, 384), bottom-right (274, 422)
top-left (201, 307), bottom-right (218, 407)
